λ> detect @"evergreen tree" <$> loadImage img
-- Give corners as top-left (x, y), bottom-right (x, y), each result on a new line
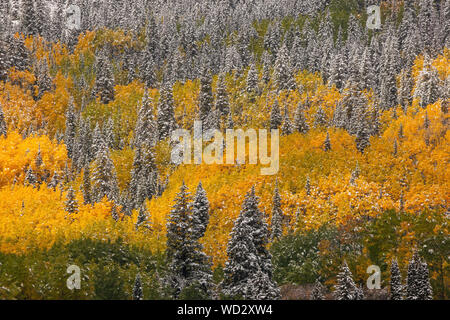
top-left (406, 252), bottom-right (433, 300)
top-left (261, 50), bottom-right (272, 84)
top-left (141, 46), bottom-right (156, 87)
top-left (91, 134), bottom-right (119, 203)
top-left (91, 122), bottom-right (103, 158)
top-left (65, 187), bottom-right (78, 215)
top-left (222, 187), bottom-right (279, 299)
top-left (273, 43), bottom-right (293, 91)
top-left (349, 162), bottom-right (360, 185)
top-left (123, 48), bottom-right (137, 84)
top-left (134, 91), bottom-right (156, 147)
top-left (393, 139), bottom-right (398, 157)
top-left (192, 182), bottom-right (210, 240)
top-left (94, 52), bottom-right (115, 104)
top-left (314, 107), bottom-right (327, 128)
top-left (77, 117), bottom-right (93, 166)
top-left (358, 47), bottom-right (375, 91)
top-left (36, 58), bottom-right (52, 100)
top-left (293, 103), bottom-right (309, 133)
top-left (226, 109), bottom-right (234, 130)
top-left (25, 167), bottom-right (37, 188)
top-left (111, 203), bottom-right (120, 221)
top-left (398, 69), bottom-right (413, 112)
top-left (21, 0), bottom-right (38, 36)
top-left (390, 258), bottom-right (403, 300)
top-left (11, 37), bottom-right (30, 72)
top-left (0, 102), bottom-right (7, 137)
top-left (215, 73), bottom-right (229, 118)
top-left (0, 41), bottom-right (8, 82)
top-left (406, 252), bottom-right (420, 300)
top-left (270, 100), bottom-right (282, 130)
top-left (166, 183), bottom-right (212, 298)
top-left (246, 63), bottom-right (258, 94)
top-left (334, 261), bottom-right (361, 300)
top-left (356, 284), bottom-right (365, 300)
top-left (281, 106), bottom-right (293, 136)
top-left (129, 144), bottom-right (158, 209)
top-left (414, 59), bottom-right (442, 108)
top-left (48, 171), bottom-right (59, 191)
top-left (328, 52), bottom-right (346, 90)
top-left (128, 146), bottom-right (143, 205)
top-left (417, 259), bottom-right (433, 300)
top-left (271, 184), bottom-right (283, 241)
top-left (246, 268), bottom-right (281, 300)
top-left (311, 279), bottom-right (325, 300)
top-left (443, 0), bottom-right (450, 48)
top-left (418, 0), bottom-right (434, 49)
top-left (379, 42), bottom-right (399, 109)
top-left (132, 273), bottom-right (143, 300)
top-left (323, 132), bottom-right (331, 151)
top-left (264, 21), bottom-right (280, 57)
top-left (166, 182), bottom-right (194, 296)
top-left (35, 144), bottom-right (43, 171)
top-left (103, 117), bottom-right (116, 149)
top-left (222, 206), bottom-right (260, 297)
top-left (355, 125), bottom-right (371, 153)
top-left (157, 82), bottom-right (176, 140)
top-left (82, 163), bottom-right (92, 205)
top-left (305, 176), bottom-right (311, 196)
top-left (64, 98), bottom-right (77, 159)
top-left (399, 0), bottom-right (416, 48)
top-left (135, 203), bottom-right (151, 231)
top-left (199, 69), bottom-right (213, 125)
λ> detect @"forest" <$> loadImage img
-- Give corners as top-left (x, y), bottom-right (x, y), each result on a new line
top-left (0, 0), bottom-right (448, 300)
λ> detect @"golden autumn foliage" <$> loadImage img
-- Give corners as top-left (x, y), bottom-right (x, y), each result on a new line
top-left (0, 131), bottom-right (67, 188)
top-left (1, 101), bottom-right (448, 265)
top-left (0, 32), bottom-right (448, 272)
top-left (0, 185), bottom-right (163, 255)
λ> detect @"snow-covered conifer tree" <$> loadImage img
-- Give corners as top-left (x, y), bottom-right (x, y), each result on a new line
top-left (0, 102), bottom-right (7, 137)
top-left (65, 187), bottom-right (78, 215)
top-left (311, 279), bottom-right (325, 300)
top-left (334, 261), bottom-right (360, 300)
top-left (157, 82), bottom-right (176, 140)
top-left (192, 182), bottom-right (210, 240)
top-left (91, 134), bottom-right (119, 203)
top-left (323, 132), bottom-right (331, 151)
top-left (199, 68), bottom-right (213, 126)
top-left (390, 258), bottom-right (403, 300)
top-left (270, 100), bottom-right (282, 130)
top-left (64, 98), bottom-right (77, 159)
top-left (222, 187), bottom-right (279, 299)
top-left (135, 203), bottom-right (151, 231)
top-left (166, 182), bottom-right (212, 298)
top-left (133, 273), bottom-right (143, 300)
top-left (94, 52), bottom-right (115, 104)
top-left (294, 103), bottom-right (309, 133)
top-left (414, 59), bottom-right (442, 108)
top-left (215, 73), bottom-right (229, 118)
top-left (270, 184), bottom-right (283, 241)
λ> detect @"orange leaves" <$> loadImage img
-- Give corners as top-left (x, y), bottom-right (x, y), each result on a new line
top-left (36, 72), bottom-right (73, 135)
top-left (0, 131), bottom-right (67, 188)
top-left (0, 33), bottom-right (448, 270)
top-left (8, 68), bottom-right (36, 87)
top-left (173, 79), bottom-right (200, 129)
top-left (0, 67), bottom-right (73, 135)
top-left (0, 183), bottom-right (162, 255)
top-left (411, 52), bottom-right (449, 90)
top-left (0, 185), bottom-right (106, 254)
top-left (0, 78), bottom-right (36, 132)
